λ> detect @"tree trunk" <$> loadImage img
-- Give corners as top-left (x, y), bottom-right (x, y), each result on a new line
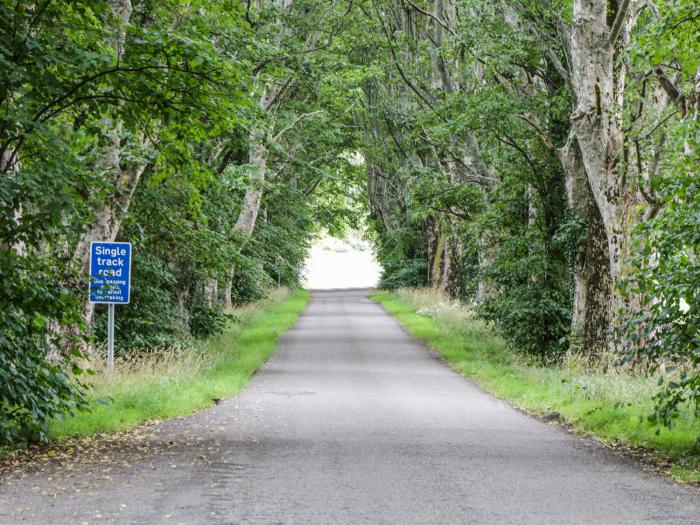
top-left (221, 80), bottom-right (280, 307)
top-left (425, 215), bottom-right (443, 289)
top-left (560, 0), bottom-right (641, 348)
top-left (440, 233), bottom-right (459, 296)
top-left (220, 0), bottom-right (303, 307)
top-left (563, 142), bottom-right (612, 354)
top-left (203, 279), bottom-right (218, 307)
top-left (73, 163), bottom-right (147, 324)
top-left (425, 214), bottom-right (459, 296)
top-left (476, 233), bottom-right (496, 304)
top-left (72, 0), bottom-right (144, 325)
top-left (234, 126), bottom-right (270, 237)
top-left (223, 278), bottom-right (233, 310)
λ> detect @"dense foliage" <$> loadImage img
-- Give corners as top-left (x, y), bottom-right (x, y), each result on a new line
top-left (337, 1), bottom-right (576, 356)
top-left (619, 0), bottom-right (700, 426)
top-left (0, 254), bottom-right (89, 442)
top-left (336, 0), bottom-right (699, 422)
top-left (0, 0), bottom-right (362, 443)
top-left (621, 152), bottom-right (700, 427)
top-left (0, 0), bottom-right (697, 441)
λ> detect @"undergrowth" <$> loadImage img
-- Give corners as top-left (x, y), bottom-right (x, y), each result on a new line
top-left (48, 288), bottom-right (309, 439)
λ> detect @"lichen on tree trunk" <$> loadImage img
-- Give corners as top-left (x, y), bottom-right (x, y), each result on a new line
top-left (559, 0), bottom-right (642, 352)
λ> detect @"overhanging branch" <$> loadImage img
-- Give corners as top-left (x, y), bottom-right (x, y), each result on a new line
top-left (518, 114), bottom-right (557, 156)
top-left (609, 0), bottom-right (633, 45)
top-left (273, 110), bottom-right (324, 142)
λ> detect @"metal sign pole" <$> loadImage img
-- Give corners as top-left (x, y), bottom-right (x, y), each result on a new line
top-left (89, 241), bottom-right (131, 374)
top-left (276, 255), bottom-right (283, 287)
top-left (107, 303), bottom-right (115, 373)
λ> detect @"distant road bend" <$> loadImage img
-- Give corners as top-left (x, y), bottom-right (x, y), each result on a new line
top-left (1, 289), bottom-right (698, 524)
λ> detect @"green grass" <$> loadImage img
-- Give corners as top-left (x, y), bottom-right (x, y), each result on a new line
top-left (372, 289), bottom-right (700, 484)
top-left (49, 288), bottom-right (310, 439)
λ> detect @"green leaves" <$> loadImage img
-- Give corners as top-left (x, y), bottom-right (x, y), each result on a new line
top-left (619, 152), bottom-right (700, 428)
top-left (2, 0), bottom-right (697, 444)
top-left (0, 252), bottom-right (89, 443)
top-left (631, 0), bottom-right (700, 74)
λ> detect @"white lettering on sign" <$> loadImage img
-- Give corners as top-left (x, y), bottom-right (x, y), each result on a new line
top-left (94, 246), bottom-right (127, 257)
top-left (89, 241), bottom-right (132, 304)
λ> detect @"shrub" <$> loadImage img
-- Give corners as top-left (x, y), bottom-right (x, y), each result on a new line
top-left (0, 252), bottom-right (88, 443)
top-left (619, 158), bottom-right (700, 427)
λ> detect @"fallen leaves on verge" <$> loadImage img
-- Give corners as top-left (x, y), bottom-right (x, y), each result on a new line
top-left (601, 438), bottom-right (678, 479)
top-left (0, 419), bottom-right (208, 484)
top-left (0, 425), bottom-right (160, 479)
top-left (0, 410), bottom-right (232, 483)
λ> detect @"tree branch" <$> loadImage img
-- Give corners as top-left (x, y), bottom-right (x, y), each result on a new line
top-left (518, 114), bottom-right (557, 156)
top-left (654, 68), bottom-right (687, 116)
top-left (404, 0), bottom-right (458, 37)
top-left (372, 0), bottom-right (436, 111)
top-left (523, 18), bottom-right (569, 83)
top-left (639, 110), bottom-right (678, 141)
top-left (272, 110), bottom-right (324, 142)
top-left (609, 0), bottom-right (633, 45)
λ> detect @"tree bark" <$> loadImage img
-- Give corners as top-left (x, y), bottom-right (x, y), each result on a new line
top-left (559, 0), bottom-right (642, 348)
top-left (234, 119), bottom-right (272, 237)
top-left (425, 214), bottom-right (459, 296)
top-left (562, 141), bottom-right (612, 354)
top-left (219, 82), bottom-right (279, 307)
top-left (203, 279), bottom-right (218, 307)
top-left (72, 0), bottom-right (146, 325)
top-left (219, 0), bottom-right (297, 307)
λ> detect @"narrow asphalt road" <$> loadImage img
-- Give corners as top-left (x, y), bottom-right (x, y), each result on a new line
top-left (1, 289), bottom-right (698, 524)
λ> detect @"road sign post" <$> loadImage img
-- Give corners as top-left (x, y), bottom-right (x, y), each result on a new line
top-left (89, 241), bottom-right (132, 372)
top-left (107, 303), bottom-right (115, 373)
top-left (276, 255), bottom-right (283, 287)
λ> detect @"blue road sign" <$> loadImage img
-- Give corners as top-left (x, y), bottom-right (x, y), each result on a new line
top-left (89, 242), bottom-right (132, 304)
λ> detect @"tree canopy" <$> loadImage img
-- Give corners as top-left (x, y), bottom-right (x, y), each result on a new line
top-left (1, 0), bottom-right (698, 442)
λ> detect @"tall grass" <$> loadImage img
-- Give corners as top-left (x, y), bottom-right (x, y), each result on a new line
top-left (50, 288), bottom-right (310, 439)
top-left (375, 288), bottom-right (700, 483)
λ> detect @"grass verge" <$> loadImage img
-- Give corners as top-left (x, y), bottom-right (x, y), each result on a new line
top-left (49, 288), bottom-right (310, 439)
top-left (372, 289), bottom-right (700, 484)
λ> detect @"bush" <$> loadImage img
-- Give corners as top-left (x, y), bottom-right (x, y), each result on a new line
top-left (379, 258), bottom-right (428, 289)
top-left (475, 171), bottom-right (572, 357)
top-left (229, 254), bottom-right (274, 305)
top-left (92, 253), bottom-right (189, 351)
top-left (371, 214), bottom-right (429, 290)
top-left (0, 252), bottom-right (88, 443)
top-left (188, 284), bottom-right (229, 338)
top-left (479, 242), bottom-right (571, 357)
top-left (619, 158), bottom-right (700, 427)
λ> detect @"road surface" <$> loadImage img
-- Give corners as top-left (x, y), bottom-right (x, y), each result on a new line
top-left (1, 289), bottom-right (698, 524)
